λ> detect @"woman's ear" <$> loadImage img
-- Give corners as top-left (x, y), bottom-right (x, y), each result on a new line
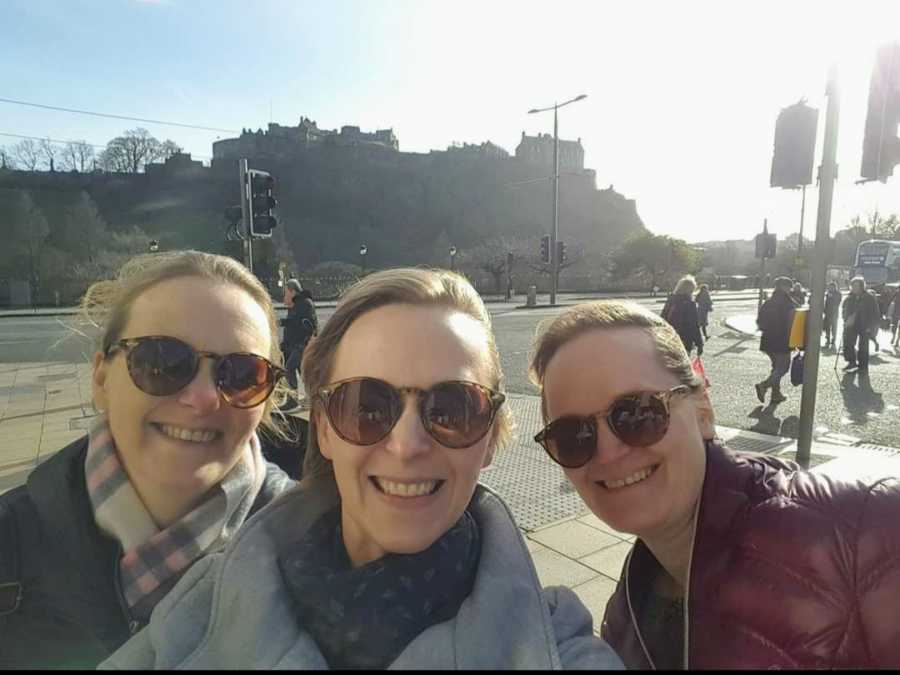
top-left (91, 351), bottom-right (109, 413)
top-left (693, 388), bottom-right (716, 440)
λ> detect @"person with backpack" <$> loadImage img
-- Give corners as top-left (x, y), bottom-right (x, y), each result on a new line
top-left (661, 275), bottom-right (704, 357)
top-left (754, 276), bottom-right (797, 405)
top-left (0, 252), bottom-right (295, 669)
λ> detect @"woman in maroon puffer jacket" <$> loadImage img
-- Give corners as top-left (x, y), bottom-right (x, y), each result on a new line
top-left (529, 299), bottom-right (900, 669)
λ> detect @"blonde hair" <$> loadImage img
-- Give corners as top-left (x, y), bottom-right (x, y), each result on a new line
top-left (529, 300), bottom-right (703, 421)
top-left (672, 274), bottom-right (697, 297)
top-left (79, 250), bottom-right (288, 439)
top-left (300, 267), bottom-right (514, 482)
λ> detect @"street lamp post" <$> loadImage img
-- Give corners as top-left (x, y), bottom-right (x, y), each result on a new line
top-left (528, 93), bottom-right (587, 306)
top-left (359, 244), bottom-right (368, 273)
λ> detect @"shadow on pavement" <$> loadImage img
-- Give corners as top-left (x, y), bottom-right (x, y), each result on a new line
top-left (747, 404), bottom-right (799, 438)
top-left (839, 373), bottom-right (884, 426)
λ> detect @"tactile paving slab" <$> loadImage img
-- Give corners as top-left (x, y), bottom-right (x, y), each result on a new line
top-left (479, 394), bottom-right (590, 531)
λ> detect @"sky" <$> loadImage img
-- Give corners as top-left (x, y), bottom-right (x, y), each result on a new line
top-left (2, 0), bottom-right (899, 244)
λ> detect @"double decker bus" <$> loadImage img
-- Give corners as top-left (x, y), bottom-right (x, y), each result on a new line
top-left (852, 239), bottom-right (900, 286)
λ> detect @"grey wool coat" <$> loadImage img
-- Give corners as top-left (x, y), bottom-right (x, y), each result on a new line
top-left (100, 480), bottom-right (623, 670)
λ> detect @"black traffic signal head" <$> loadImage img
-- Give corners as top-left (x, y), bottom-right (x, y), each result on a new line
top-left (770, 101), bottom-right (818, 189)
top-left (861, 42), bottom-right (900, 183)
top-left (557, 240), bottom-right (567, 263)
top-left (540, 235), bottom-right (550, 263)
top-left (249, 170), bottom-right (277, 237)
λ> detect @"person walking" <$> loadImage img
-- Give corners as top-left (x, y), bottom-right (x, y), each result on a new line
top-left (842, 276), bottom-right (881, 373)
top-left (280, 278), bottom-right (318, 412)
top-left (754, 276), bottom-right (797, 405)
top-left (695, 284), bottom-right (713, 340)
top-left (889, 288), bottom-right (900, 349)
top-left (789, 280), bottom-right (807, 306)
top-left (660, 275), bottom-right (703, 358)
top-left (823, 282), bottom-right (842, 349)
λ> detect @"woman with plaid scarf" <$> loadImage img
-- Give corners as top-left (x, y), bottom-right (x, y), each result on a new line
top-left (0, 251), bottom-right (295, 669)
top-left (101, 268), bottom-right (623, 670)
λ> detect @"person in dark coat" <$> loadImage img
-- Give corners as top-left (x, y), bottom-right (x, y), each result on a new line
top-left (0, 251), bottom-right (295, 669)
top-left (842, 276), bottom-right (881, 373)
top-left (529, 298), bottom-right (900, 669)
top-left (694, 284), bottom-right (713, 339)
top-left (660, 275), bottom-right (703, 357)
top-left (754, 276), bottom-right (797, 405)
top-left (823, 281), bottom-right (842, 349)
top-left (280, 279), bottom-right (318, 412)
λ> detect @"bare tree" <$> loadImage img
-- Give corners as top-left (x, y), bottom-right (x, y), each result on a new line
top-left (61, 140), bottom-right (95, 172)
top-left (99, 128), bottom-right (163, 173)
top-left (0, 146), bottom-right (15, 169)
top-left (12, 139), bottom-right (42, 171)
top-left (39, 138), bottom-right (58, 171)
top-left (160, 139), bottom-right (182, 160)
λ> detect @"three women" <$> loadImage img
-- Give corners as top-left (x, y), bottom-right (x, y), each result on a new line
top-left (101, 268), bottom-right (622, 669)
top-left (0, 251), bottom-right (296, 668)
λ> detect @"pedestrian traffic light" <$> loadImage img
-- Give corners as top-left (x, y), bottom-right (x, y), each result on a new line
top-left (248, 170), bottom-right (277, 237)
top-left (506, 251), bottom-right (514, 269)
top-left (860, 42), bottom-right (900, 183)
top-left (557, 240), bottom-right (567, 264)
top-left (770, 101), bottom-right (818, 189)
top-left (540, 235), bottom-right (550, 263)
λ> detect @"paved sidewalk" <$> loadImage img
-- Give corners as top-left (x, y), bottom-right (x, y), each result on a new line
top-left (2, 359), bottom-right (898, 635)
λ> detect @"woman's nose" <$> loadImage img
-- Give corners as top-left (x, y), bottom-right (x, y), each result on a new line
top-left (175, 361), bottom-right (222, 414)
top-left (589, 420), bottom-right (633, 466)
top-left (382, 397), bottom-right (433, 460)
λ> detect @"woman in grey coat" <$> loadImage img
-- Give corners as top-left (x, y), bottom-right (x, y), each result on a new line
top-left (101, 268), bottom-right (623, 670)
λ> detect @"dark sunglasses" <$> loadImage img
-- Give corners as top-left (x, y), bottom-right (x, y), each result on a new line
top-left (318, 377), bottom-right (506, 449)
top-left (534, 385), bottom-right (692, 468)
top-left (105, 335), bottom-right (284, 409)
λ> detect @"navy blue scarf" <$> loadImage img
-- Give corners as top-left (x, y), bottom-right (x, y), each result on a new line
top-left (279, 505), bottom-right (481, 670)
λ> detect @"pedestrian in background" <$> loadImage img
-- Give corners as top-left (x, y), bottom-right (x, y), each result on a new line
top-left (754, 276), bottom-right (797, 405)
top-left (661, 275), bottom-right (703, 357)
top-left (529, 299), bottom-right (900, 669)
top-left (695, 283), bottom-right (713, 340)
top-left (823, 281), bottom-right (842, 350)
top-left (280, 278), bottom-right (318, 413)
top-left (789, 280), bottom-right (807, 306)
top-left (0, 251), bottom-right (294, 669)
top-left (842, 276), bottom-right (881, 373)
top-left (101, 268), bottom-right (623, 670)
top-left (889, 287), bottom-right (900, 349)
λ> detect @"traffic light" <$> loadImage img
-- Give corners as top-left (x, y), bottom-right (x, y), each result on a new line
top-left (557, 240), bottom-right (567, 264)
top-left (754, 232), bottom-right (777, 259)
top-left (248, 170), bottom-right (277, 237)
top-left (860, 42), bottom-right (900, 183)
top-left (540, 235), bottom-right (550, 263)
top-left (506, 251), bottom-right (514, 269)
top-left (770, 101), bottom-right (818, 189)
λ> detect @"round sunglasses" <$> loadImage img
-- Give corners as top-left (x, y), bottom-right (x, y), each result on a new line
top-left (105, 335), bottom-right (284, 409)
top-left (317, 377), bottom-right (506, 449)
top-left (534, 385), bottom-right (692, 468)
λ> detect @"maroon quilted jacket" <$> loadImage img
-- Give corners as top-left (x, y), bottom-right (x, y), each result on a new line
top-left (601, 442), bottom-right (900, 669)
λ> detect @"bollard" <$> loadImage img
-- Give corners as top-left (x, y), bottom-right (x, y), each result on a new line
top-left (527, 285), bottom-right (537, 307)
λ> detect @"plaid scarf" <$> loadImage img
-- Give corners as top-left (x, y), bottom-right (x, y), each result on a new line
top-left (85, 415), bottom-right (265, 623)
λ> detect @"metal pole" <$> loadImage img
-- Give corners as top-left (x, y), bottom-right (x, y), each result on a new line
top-left (239, 158), bottom-right (253, 274)
top-left (797, 66), bottom-right (841, 469)
top-left (798, 184), bottom-right (807, 256)
top-left (550, 105), bottom-right (560, 306)
top-left (758, 218), bottom-right (767, 311)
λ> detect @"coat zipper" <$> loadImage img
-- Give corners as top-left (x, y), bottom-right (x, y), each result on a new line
top-left (624, 547), bottom-right (657, 670)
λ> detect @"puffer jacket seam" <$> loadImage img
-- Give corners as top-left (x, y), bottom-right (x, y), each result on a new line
top-left (731, 546), bottom-right (847, 613)
top-left (726, 619), bottom-right (802, 667)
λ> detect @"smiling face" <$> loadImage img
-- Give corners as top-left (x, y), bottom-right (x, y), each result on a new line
top-left (542, 327), bottom-right (710, 541)
top-left (317, 303), bottom-right (496, 566)
top-left (92, 276), bottom-right (272, 516)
